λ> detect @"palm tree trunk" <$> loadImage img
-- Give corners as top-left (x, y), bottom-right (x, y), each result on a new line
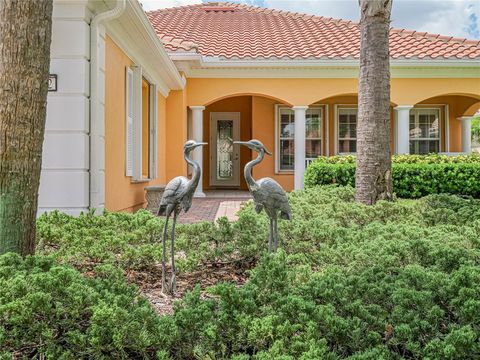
top-left (0, 0), bottom-right (53, 255)
top-left (355, 0), bottom-right (393, 205)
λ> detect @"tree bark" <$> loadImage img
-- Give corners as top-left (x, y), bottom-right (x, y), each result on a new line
top-left (0, 0), bottom-right (53, 255)
top-left (355, 0), bottom-right (393, 205)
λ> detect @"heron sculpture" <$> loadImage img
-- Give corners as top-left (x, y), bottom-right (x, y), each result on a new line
top-left (157, 140), bottom-right (207, 294)
top-left (234, 139), bottom-right (292, 252)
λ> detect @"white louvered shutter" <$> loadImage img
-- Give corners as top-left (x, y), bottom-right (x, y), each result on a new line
top-left (125, 67), bottom-right (134, 176)
top-left (131, 66), bottom-right (143, 180)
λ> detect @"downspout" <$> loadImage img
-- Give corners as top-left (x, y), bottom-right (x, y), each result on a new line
top-left (89, 0), bottom-right (126, 211)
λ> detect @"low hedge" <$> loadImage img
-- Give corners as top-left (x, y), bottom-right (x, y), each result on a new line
top-left (305, 154), bottom-right (480, 198)
top-left (0, 254), bottom-right (172, 359)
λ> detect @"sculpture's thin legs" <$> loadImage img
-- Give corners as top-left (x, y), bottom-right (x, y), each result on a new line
top-left (273, 218), bottom-right (279, 252)
top-left (161, 212), bottom-right (170, 294)
top-left (170, 208), bottom-right (179, 294)
top-left (268, 218), bottom-right (273, 253)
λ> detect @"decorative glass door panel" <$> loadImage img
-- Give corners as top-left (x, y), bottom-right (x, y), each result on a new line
top-left (210, 112), bottom-right (240, 187)
top-left (217, 120), bottom-right (234, 180)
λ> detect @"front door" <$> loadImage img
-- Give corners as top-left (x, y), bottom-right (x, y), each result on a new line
top-left (209, 112), bottom-right (240, 187)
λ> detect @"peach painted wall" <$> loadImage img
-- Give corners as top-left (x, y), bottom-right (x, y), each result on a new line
top-left (203, 96), bottom-right (252, 190)
top-left (185, 77), bottom-right (480, 108)
top-left (104, 35), bottom-right (167, 212)
top-left (165, 89), bottom-right (188, 181)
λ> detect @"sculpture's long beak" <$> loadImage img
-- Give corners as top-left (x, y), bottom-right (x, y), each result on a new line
top-left (233, 141), bottom-right (249, 146)
top-left (196, 142), bottom-right (207, 147)
top-left (264, 149), bottom-right (272, 156)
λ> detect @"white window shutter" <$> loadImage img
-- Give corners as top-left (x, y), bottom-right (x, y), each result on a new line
top-left (132, 66), bottom-right (143, 180)
top-left (125, 67), bottom-right (134, 177)
top-left (149, 84), bottom-right (158, 179)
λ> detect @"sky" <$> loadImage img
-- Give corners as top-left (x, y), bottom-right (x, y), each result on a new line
top-left (140, 0), bottom-right (480, 40)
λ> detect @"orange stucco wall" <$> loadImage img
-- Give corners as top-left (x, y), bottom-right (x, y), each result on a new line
top-left (186, 77), bottom-right (480, 108)
top-left (165, 89), bottom-right (188, 181)
top-left (104, 35), bottom-right (167, 212)
top-left (202, 96), bottom-right (252, 190)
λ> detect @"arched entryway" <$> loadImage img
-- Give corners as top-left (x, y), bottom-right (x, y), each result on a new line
top-left (191, 94), bottom-right (294, 192)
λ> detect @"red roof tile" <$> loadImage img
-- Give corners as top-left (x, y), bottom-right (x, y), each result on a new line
top-left (146, 2), bottom-right (480, 60)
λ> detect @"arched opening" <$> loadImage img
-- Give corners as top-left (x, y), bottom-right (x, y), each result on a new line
top-left (199, 94), bottom-right (294, 191)
top-left (413, 94), bottom-right (480, 153)
top-left (308, 94), bottom-right (397, 156)
top-left (203, 92), bottom-right (293, 107)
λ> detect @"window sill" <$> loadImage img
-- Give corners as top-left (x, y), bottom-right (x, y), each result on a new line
top-left (130, 178), bottom-right (153, 184)
top-left (275, 171), bottom-right (294, 175)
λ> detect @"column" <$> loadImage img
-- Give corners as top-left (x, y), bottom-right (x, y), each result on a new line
top-left (189, 106), bottom-right (206, 197)
top-left (458, 116), bottom-right (472, 153)
top-left (293, 106), bottom-right (308, 190)
top-left (394, 105), bottom-right (413, 154)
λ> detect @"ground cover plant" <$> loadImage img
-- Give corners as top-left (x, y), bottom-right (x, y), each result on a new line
top-left (304, 154), bottom-right (480, 198)
top-left (1, 186), bottom-right (479, 359)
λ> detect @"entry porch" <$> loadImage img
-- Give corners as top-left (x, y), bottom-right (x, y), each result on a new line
top-left (187, 92), bottom-right (479, 194)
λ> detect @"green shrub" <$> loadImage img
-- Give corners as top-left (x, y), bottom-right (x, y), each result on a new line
top-left (163, 188), bottom-right (480, 359)
top-left (36, 209), bottom-right (264, 274)
top-left (305, 154), bottom-right (480, 198)
top-left (19, 186), bottom-right (480, 358)
top-left (0, 253), bottom-right (174, 359)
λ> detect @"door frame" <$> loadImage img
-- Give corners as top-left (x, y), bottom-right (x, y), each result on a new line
top-left (209, 112), bottom-right (241, 187)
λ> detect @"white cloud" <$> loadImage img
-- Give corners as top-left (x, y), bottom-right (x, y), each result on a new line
top-left (141, 0), bottom-right (480, 39)
top-left (140, 0), bottom-right (201, 11)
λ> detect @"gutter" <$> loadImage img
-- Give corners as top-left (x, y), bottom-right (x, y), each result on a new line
top-left (89, 0), bottom-right (126, 211)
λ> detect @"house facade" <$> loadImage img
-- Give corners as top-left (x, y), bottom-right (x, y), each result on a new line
top-left (40, 0), bottom-right (480, 214)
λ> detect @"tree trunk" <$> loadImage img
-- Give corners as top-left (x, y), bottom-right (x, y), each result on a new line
top-left (0, 0), bottom-right (53, 255)
top-left (355, 0), bottom-right (393, 205)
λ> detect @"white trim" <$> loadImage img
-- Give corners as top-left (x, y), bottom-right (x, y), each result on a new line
top-left (445, 104), bottom-right (450, 152)
top-left (189, 106), bottom-right (206, 197)
top-left (336, 105), bottom-right (358, 155)
top-left (275, 105), bottom-right (324, 174)
top-left (103, 0), bottom-right (184, 96)
top-left (333, 104), bottom-right (338, 155)
top-left (409, 107), bottom-right (442, 154)
top-left (169, 53), bottom-right (480, 78)
top-left (181, 66), bottom-right (480, 79)
top-left (394, 105), bottom-right (414, 154)
top-left (325, 104), bottom-right (329, 156)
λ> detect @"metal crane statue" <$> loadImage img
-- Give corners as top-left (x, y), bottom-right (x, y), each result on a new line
top-left (234, 139), bottom-right (292, 252)
top-left (157, 140), bottom-right (207, 294)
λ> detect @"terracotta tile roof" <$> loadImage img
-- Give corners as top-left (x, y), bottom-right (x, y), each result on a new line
top-left (146, 2), bottom-right (480, 60)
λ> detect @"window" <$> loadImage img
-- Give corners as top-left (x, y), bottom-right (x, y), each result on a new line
top-left (125, 66), bottom-right (158, 181)
top-left (337, 108), bottom-right (357, 154)
top-left (409, 108), bottom-right (440, 154)
top-left (276, 106), bottom-right (323, 171)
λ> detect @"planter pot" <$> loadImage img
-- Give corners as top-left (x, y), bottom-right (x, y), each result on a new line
top-left (144, 185), bottom-right (166, 213)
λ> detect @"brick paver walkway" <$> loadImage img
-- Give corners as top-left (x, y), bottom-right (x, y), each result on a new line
top-left (178, 195), bottom-right (251, 224)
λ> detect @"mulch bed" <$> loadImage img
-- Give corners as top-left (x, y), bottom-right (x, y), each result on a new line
top-left (126, 258), bottom-right (257, 315)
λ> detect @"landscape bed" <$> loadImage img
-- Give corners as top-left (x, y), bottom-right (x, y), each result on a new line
top-left (1, 186), bottom-right (479, 359)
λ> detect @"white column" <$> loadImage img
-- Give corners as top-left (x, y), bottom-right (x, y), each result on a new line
top-left (458, 116), bottom-right (472, 153)
top-left (293, 106), bottom-right (308, 190)
top-left (189, 106), bottom-right (206, 197)
top-left (394, 105), bottom-right (413, 154)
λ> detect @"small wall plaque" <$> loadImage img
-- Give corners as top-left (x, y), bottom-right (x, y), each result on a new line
top-left (48, 74), bottom-right (57, 92)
